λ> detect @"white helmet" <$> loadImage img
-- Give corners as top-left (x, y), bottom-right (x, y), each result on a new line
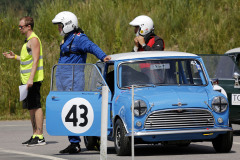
top-left (52, 11), bottom-right (78, 34)
top-left (129, 15), bottom-right (154, 36)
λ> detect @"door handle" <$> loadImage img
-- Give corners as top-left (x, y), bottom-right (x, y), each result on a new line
top-left (52, 96), bottom-right (59, 100)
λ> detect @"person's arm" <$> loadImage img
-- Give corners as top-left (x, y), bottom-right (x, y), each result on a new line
top-left (132, 37), bottom-right (139, 52)
top-left (2, 51), bottom-right (20, 60)
top-left (27, 37), bottom-right (40, 88)
top-left (79, 35), bottom-right (111, 62)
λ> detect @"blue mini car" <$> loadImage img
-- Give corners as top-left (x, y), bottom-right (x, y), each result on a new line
top-left (46, 51), bottom-right (233, 156)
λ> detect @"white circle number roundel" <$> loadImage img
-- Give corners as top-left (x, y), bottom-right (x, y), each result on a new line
top-left (61, 98), bottom-right (94, 134)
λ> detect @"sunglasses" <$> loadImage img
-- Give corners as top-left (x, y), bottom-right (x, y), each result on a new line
top-left (58, 24), bottom-right (63, 28)
top-left (19, 25), bottom-right (29, 29)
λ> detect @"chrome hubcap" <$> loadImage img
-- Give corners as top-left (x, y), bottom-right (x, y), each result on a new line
top-left (116, 126), bottom-right (121, 148)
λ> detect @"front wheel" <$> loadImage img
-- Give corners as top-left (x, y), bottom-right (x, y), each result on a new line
top-left (212, 131), bottom-right (233, 153)
top-left (114, 119), bottom-right (131, 156)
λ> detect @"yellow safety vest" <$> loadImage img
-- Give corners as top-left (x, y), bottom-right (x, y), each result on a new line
top-left (20, 32), bottom-right (44, 84)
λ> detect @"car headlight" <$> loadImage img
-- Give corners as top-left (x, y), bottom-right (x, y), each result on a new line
top-left (211, 96), bottom-right (228, 113)
top-left (132, 100), bottom-right (147, 116)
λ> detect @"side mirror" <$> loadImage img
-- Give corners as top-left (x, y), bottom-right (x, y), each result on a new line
top-left (233, 72), bottom-right (240, 79)
top-left (233, 72), bottom-right (240, 88)
top-left (211, 79), bottom-right (219, 85)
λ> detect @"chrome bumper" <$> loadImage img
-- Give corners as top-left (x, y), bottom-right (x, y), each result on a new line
top-left (125, 128), bottom-right (233, 137)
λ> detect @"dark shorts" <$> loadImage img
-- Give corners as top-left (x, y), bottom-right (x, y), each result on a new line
top-left (22, 81), bottom-right (42, 110)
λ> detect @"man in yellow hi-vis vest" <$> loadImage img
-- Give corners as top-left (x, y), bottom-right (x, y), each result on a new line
top-left (2, 16), bottom-right (45, 146)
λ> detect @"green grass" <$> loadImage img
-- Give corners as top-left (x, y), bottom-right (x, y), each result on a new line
top-left (1, 0), bottom-right (240, 119)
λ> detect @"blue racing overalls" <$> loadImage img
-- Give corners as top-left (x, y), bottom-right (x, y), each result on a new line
top-left (56, 31), bottom-right (107, 144)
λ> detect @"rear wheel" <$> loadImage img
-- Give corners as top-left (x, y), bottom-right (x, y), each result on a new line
top-left (212, 131), bottom-right (233, 153)
top-left (84, 136), bottom-right (100, 151)
top-left (114, 119), bottom-right (131, 156)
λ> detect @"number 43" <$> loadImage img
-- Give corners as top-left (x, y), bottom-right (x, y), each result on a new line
top-left (65, 105), bottom-right (88, 127)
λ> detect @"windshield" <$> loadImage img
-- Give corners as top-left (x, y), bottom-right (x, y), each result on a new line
top-left (201, 55), bottom-right (240, 79)
top-left (118, 59), bottom-right (207, 88)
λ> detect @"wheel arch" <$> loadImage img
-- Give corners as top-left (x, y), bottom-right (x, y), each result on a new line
top-left (112, 115), bottom-right (129, 138)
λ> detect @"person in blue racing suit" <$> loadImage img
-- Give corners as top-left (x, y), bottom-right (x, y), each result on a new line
top-left (52, 11), bottom-right (111, 154)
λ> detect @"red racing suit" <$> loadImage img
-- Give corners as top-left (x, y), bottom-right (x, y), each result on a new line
top-left (137, 33), bottom-right (165, 68)
top-left (138, 33), bottom-right (165, 51)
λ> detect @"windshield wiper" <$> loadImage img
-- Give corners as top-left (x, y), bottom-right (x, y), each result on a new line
top-left (122, 84), bottom-right (156, 89)
top-left (138, 84), bottom-right (156, 87)
top-left (154, 83), bottom-right (168, 86)
top-left (177, 83), bottom-right (201, 86)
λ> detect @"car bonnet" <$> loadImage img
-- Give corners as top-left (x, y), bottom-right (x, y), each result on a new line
top-left (131, 86), bottom-right (209, 111)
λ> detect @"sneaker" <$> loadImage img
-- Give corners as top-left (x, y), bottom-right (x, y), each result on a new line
top-left (59, 143), bottom-right (81, 154)
top-left (22, 136), bottom-right (33, 145)
top-left (27, 136), bottom-right (46, 147)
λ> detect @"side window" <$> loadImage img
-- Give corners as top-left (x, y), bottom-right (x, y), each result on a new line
top-left (106, 64), bottom-right (114, 93)
top-left (96, 62), bottom-right (105, 74)
top-left (51, 64), bottom-right (106, 91)
top-left (180, 60), bottom-right (206, 85)
top-left (190, 61), bottom-right (203, 84)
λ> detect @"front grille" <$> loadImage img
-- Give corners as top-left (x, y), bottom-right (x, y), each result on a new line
top-left (145, 108), bottom-right (214, 130)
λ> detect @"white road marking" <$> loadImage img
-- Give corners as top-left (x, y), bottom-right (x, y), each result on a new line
top-left (0, 148), bottom-right (67, 160)
top-left (233, 142), bottom-right (240, 145)
top-left (0, 125), bottom-right (29, 127)
top-left (0, 124), bottom-right (46, 127)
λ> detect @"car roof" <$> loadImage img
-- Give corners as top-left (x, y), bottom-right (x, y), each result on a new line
top-left (225, 47), bottom-right (240, 55)
top-left (108, 51), bottom-right (198, 61)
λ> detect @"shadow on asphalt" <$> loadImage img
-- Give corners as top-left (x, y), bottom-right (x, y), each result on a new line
top-left (46, 141), bottom-right (59, 145)
top-left (54, 143), bottom-right (237, 157)
top-left (105, 143), bottom-right (236, 156)
top-left (53, 132), bottom-right (240, 157)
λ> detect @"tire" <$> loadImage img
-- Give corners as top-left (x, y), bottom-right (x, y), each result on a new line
top-left (114, 119), bottom-right (131, 156)
top-left (84, 136), bottom-right (100, 151)
top-left (212, 131), bottom-right (233, 153)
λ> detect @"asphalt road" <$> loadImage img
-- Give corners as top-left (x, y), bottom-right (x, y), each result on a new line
top-left (0, 120), bottom-right (239, 160)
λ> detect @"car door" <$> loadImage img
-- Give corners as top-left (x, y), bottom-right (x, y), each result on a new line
top-left (46, 64), bottom-right (111, 136)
